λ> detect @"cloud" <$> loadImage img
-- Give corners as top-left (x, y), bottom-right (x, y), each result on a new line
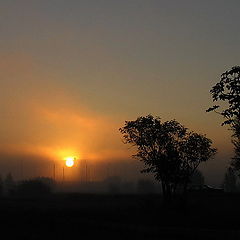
top-left (0, 53), bottom-right (130, 174)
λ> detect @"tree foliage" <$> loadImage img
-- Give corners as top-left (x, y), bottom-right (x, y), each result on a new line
top-left (230, 121), bottom-right (240, 173)
top-left (206, 66), bottom-right (240, 125)
top-left (4, 173), bottom-right (15, 196)
top-left (119, 115), bottom-right (216, 200)
top-left (16, 178), bottom-right (53, 197)
top-left (223, 167), bottom-right (237, 192)
top-left (207, 66), bottom-right (240, 171)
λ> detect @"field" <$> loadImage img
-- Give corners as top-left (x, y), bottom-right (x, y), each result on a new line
top-left (0, 192), bottom-right (240, 239)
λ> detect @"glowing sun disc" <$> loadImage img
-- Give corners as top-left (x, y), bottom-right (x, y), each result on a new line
top-left (65, 157), bottom-right (75, 167)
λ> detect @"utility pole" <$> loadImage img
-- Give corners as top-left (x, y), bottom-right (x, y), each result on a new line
top-left (85, 160), bottom-right (88, 182)
top-left (62, 166), bottom-right (65, 183)
top-left (20, 159), bottom-right (23, 181)
top-left (53, 163), bottom-right (55, 181)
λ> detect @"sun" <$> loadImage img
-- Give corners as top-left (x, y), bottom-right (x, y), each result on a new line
top-left (65, 156), bottom-right (75, 167)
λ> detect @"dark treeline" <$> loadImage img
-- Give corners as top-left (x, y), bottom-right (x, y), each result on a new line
top-left (0, 174), bottom-right (55, 197)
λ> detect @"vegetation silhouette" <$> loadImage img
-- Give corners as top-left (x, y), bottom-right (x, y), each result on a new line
top-left (223, 167), bottom-right (237, 193)
top-left (207, 66), bottom-right (240, 173)
top-left (4, 172), bottom-right (15, 196)
top-left (0, 175), bottom-right (3, 197)
top-left (15, 177), bottom-right (55, 197)
top-left (119, 115), bottom-right (216, 203)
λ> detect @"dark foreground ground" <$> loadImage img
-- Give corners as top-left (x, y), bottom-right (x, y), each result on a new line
top-left (0, 192), bottom-right (240, 239)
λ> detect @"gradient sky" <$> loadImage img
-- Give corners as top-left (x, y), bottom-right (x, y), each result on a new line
top-left (0, 0), bottom-right (239, 184)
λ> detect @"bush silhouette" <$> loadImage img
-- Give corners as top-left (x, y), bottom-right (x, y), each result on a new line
top-left (16, 178), bottom-right (53, 197)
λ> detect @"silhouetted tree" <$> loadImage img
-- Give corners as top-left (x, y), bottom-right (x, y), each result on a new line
top-left (207, 66), bottom-right (240, 172)
top-left (223, 167), bottom-right (237, 192)
top-left (231, 122), bottom-right (240, 175)
top-left (16, 178), bottom-right (53, 197)
top-left (207, 66), bottom-right (240, 125)
top-left (0, 175), bottom-right (3, 197)
top-left (120, 115), bottom-right (216, 202)
top-left (4, 173), bottom-right (15, 196)
top-left (34, 177), bottom-right (55, 191)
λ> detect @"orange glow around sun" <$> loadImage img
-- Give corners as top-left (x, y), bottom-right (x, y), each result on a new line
top-left (64, 156), bottom-right (75, 167)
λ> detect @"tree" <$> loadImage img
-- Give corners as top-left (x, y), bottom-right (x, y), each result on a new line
top-left (4, 173), bottom-right (15, 196)
top-left (16, 178), bottom-right (53, 197)
top-left (0, 175), bottom-right (3, 197)
top-left (207, 66), bottom-right (240, 171)
top-left (119, 115), bottom-right (216, 201)
top-left (206, 66), bottom-right (240, 125)
top-left (230, 121), bottom-right (240, 174)
top-left (223, 167), bottom-right (237, 192)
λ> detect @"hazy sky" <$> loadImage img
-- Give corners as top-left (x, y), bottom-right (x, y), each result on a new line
top-left (0, 0), bottom-right (239, 184)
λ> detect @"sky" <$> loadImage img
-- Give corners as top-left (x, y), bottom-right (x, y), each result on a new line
top-left (0, 0), bottom-right (239, 185)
